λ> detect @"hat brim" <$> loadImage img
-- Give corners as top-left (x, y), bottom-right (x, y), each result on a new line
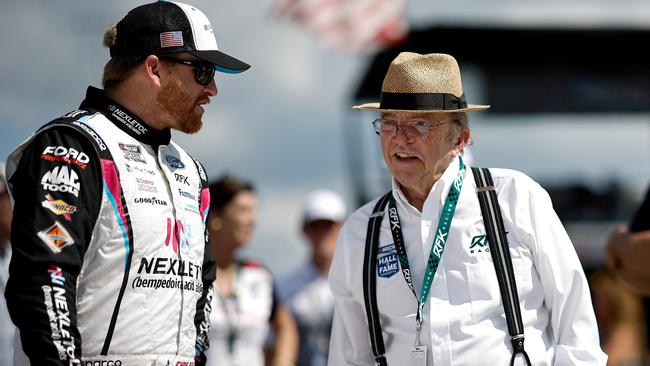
top-left (352, 102), bottom-right (490, 113)
top-left (190, 50), bottom-right (250, 74)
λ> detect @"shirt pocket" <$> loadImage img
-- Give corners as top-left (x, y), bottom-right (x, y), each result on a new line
top-left (465, 256), bottom-right (533, 324)
top-left (376, 272), bottom-right (418, 322)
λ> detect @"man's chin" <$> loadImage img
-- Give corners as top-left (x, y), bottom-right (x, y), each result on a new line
top-left (179, 118), bottom-right (203, 134)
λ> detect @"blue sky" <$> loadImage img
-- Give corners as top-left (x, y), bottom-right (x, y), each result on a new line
top-left (1, 0), bottom-right (649, 277)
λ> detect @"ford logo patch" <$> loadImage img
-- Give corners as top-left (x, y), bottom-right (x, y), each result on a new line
top-left (165, 155), bottom-right (185, 169)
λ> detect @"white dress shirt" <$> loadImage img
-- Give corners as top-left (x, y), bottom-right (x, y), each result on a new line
top-left (328, 157), bottom-right (607, 366)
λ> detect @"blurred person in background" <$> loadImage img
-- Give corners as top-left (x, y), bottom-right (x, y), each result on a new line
top-left (607, 184), bottom-right (650, 359)
top-left (3, 2), bottom-right (249, 364)
top-left (588, 267), bottom-right (646, 366)
top-left (0, 163), bottom-right (16, 365)
top-left (206, 175), bottom-right (298, 366)
top-left (607, 185), bottom-right (650, 293)
top-left (279, 190), bottom-right (346, 366)
top-left (328, 52), bottom-right (606, 365)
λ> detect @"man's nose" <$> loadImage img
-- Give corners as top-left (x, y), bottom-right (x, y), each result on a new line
top-left (394, 125), bottom-right (414, 143)
top-left (205, 78), bottom-right (218, 97)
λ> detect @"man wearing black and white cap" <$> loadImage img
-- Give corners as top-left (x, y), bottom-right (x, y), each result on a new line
top-left (4, 2), bottom-right (248, 365)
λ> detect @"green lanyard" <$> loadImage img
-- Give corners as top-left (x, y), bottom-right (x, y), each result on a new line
top-left (387, 157), bottom-right (465, 343)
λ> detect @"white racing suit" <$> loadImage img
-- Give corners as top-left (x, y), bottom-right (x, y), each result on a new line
top-left (5, 86), bottom-right (215, 366)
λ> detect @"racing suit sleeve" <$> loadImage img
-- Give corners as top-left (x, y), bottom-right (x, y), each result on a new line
top-left (194, 175), bottom-right (216, 366)
top-left (6, 127), bottom-right (102, 365)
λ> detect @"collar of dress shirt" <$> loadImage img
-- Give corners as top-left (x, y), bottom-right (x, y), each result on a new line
top-left (390, 155), bottom-right (462, 217)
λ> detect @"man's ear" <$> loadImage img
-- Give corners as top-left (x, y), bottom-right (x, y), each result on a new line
top-left (455, 127), bottom-right (470, 151)
top-left (143, 55), bottom-right (163, 88)
top-left (453, 127), bottom-right (471, 156)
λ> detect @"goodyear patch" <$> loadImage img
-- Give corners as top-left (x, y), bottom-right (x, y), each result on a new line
top-left (377, 243), bottom-right (399, 278)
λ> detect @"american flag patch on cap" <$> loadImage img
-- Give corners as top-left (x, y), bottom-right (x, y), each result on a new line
top-left (160, 31), bottom-right (184, 48)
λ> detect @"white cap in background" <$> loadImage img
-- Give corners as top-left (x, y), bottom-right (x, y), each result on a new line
top-left (302, 190), bottom-right (346, 225)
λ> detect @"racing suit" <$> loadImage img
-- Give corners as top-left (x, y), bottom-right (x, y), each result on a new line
top-left (5, 86), bottom-right (216, 366)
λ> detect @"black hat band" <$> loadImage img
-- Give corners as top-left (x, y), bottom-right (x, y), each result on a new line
top-left (379, 92), bottom-right (468, 111)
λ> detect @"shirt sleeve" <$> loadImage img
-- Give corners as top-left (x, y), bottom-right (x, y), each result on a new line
top-left (523, 183), bottom-right (607, 365)
top-left (327, 220), bottom-right (375, 366)
top-left (5, 127), bottom-right (102, 365)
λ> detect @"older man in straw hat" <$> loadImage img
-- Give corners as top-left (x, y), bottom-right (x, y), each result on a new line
top-left (327, 52), bottom-right (606, 366)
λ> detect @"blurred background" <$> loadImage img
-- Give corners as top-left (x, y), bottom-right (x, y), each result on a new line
top-left (1, 0), bottom-right (649, 279)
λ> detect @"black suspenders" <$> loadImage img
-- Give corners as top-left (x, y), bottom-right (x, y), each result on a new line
top-left (362, 192), bottom-right (392, 366)
top-left (472, 167), bottom-right (531, 366)
top-left (362, 168), bottom-right (531, 365)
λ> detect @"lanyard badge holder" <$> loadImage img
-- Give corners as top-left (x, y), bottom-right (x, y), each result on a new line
top-left (362, 158), bottom-right (466, 366)
top-left (394, 159), bottom-right (464, 366)
top-left (410, 316), bottom-right (427, 366)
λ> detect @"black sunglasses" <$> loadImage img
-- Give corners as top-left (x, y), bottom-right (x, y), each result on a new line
top-left (157, 56), bottom-right (215, 86)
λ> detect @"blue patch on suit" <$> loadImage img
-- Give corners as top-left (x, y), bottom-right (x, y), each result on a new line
top-left (377, 243), bottom-right (399, 278)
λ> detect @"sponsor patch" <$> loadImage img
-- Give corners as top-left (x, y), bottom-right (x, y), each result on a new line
top-left (82, 360), bottom-right (124, 366)
top-left (178, 189), bottom-right (196, 201)
top-left (124, 163), bottom-right (156, 176)
top-left (41, 166), bottom-right (80, 197)
top-left (134, 196), bottom-right (168, 206)
top-left (196, 163), bottom-right (207, 181)
top-left (109, 105), bottom-right (148, 136)
top-left (377, 243), bottom-right (399, 278)
top-left (184, 203), bottom-right (200, 214)
top-left (136, 177), bottom-right (158, 193)
top-left (72, 121), bottom-right (107, 151)
top-left (62, 109), bottom-right (86, 119)
top-left (38, 222), bottom-right (75, 253)
top-left (41, 194), bottom-right (77, 221)
top-left (165, 155), bottom-right (185, 169)
top-left (119, 143), bottom-right (146, 163)
top-left (40, 145), bottom-right (90, 169)
top-left (43, 265), bottom-right (79, 362)
top-left (175, 173), bottom-right (190, 186)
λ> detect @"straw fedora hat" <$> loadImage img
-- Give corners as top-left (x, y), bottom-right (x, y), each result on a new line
top-left (353, 52), bottom-right (489, 113)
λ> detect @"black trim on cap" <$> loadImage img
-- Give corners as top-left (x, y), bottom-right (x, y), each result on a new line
top-left (379, 92), bottom-right (468, 110)
top-left (189, 50), bottom-right (250, 74)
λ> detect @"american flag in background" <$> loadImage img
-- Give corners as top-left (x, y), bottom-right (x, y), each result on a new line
top-left (274, 0), bottom-right (408, 52)
top-left (160, 31), bottom-right (184, 48)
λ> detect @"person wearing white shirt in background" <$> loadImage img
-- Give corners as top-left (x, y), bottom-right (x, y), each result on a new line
top-left (0, 163), bottom-right (16, 365)
top-left (279, 190), bottom-right (346, 366)
top-left (205, 175), bottom-right (298, 366)
top-left (327, 52), bottom-right (607, 365)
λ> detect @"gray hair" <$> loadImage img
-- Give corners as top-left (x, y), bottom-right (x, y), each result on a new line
top-left (447, 112), bottom-right (469, 144)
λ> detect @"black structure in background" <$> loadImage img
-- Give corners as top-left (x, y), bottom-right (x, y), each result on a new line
top-left (348, 26), bottom-right (650, 212)
top-left (353, 26), bottom-right (650, 114)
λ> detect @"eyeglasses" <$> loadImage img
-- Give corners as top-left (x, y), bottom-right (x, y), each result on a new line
top-left (157, 56), bottom-right (216, 86)
top-left (371, 118), bottom-right (451, 138)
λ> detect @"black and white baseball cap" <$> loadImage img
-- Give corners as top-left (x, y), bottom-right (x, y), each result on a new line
top-left (110, 1), bottom-right (250, 74)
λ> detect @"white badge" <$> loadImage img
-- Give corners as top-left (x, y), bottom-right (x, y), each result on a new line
top-left (410, 345), bottom-right (427, 366)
